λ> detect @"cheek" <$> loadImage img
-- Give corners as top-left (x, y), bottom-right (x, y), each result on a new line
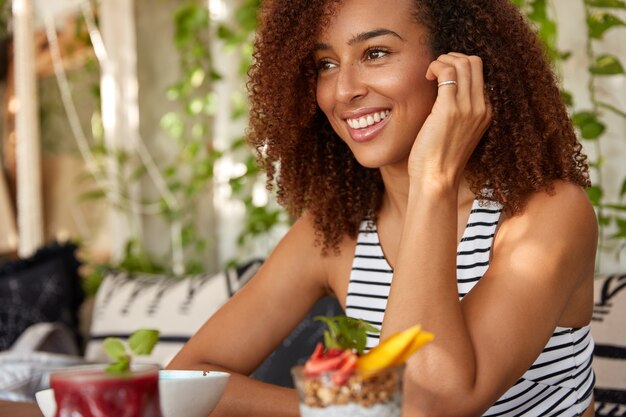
top-left (401, 74), bottom-right (437, 116)
top-left (316, 81), bottom-right (346, 137)
top-left (316, 80), bottom-right (332, 116)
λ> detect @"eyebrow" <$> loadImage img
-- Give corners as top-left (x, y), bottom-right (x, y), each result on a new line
top-left (313, 28), bottom-right (405, 51)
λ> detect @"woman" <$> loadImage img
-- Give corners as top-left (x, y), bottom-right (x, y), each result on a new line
top-left (168, 0), bottom-right (597, 415)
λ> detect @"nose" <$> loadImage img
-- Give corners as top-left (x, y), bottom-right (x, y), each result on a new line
top-left (335, 63), bottom-right (367, 103)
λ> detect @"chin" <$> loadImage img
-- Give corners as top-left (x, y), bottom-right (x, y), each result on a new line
top-left (351, 148), bottom-right (410, 171)
top-left (352, 154), bottom-right (392, 170)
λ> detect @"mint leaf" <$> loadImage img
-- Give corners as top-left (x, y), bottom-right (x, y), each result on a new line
top-left (314, 316), bottom-right (380, 354)
top-left (106, 355), bottom-right (130, 375)
top-left (128, 329), bottom-right (160, 356)
top-left (103, 329), bottom-right (160, 375)
top-left (103, 338), bottom-right (127, 361)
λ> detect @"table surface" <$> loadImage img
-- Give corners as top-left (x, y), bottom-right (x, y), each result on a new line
top-left (0, 399), bottom-right (44, 417)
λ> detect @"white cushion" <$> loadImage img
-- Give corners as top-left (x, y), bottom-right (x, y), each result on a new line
top-left (85, 261), bottom-right (262, 367)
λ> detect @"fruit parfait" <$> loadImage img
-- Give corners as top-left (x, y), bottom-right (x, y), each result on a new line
top-left (291, 317), bottom-right (433, 417)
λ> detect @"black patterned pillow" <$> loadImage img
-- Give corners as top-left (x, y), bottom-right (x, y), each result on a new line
top-left (84, 259), bottom-right (263, 367)
top-left (592, 273), bottom-right (626, 416)
top-left (0, 242), bottom-right (84, 351)
top-left (251, 296), bottom-right (344, 388)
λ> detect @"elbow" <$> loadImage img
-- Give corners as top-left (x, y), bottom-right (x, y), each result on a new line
top-left (403, 388), bottom-right (485, 417)
top-left (402, 366), bottom-right (486, 417)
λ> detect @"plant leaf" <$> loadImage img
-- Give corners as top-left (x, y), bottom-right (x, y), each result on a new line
top-left (572, 111), bottom-right (606, 139)
top-left (598, 214), bottom-right (611, 226)
top-left (106, 355), bottom-right (130, 375)
top-left (604, 203), bottom-right (626, 211)
top-left (587, 185), bottom-right (604, 206)
top-left (584, 0), bottom-right (626, 8)
top-left (314, 315), bottom-right (380, 354)
top-left (128, 329), bottom-right (160, 356)
top-left (78, 189), bottom-right (107, 202)
top-left (610, 217), bottom-right (626, 238)
top-left (587, 12), bottom-right (626, 39)
top-left (103, 337), bottom-right (127, 361)
top-left (590, 54), bottom-right (625, 75)
top-left (560, 89), bottom-right (574, 107)
top-left (526, 0), bottom-right (559, 60)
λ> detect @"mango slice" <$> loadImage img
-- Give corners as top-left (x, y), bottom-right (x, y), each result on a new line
top-left (390, 329), bottom-right (434, 366)
top-left (356, 324), bottom-right (434, 373)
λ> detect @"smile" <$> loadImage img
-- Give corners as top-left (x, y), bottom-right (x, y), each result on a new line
top-left (346, 110), bottom-right (391, 129)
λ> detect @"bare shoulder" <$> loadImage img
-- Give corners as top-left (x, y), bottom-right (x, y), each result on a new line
top-left (285, 212), bottom-right (357, 300)
top-left (268, 212), bottom-right (328, 277)
top-left (526, 180), bottom-right (596, 219)
top-left (500, 180), bottom-right (597, 243)
top-left (266, 212), bottom-right (353, 292)
top-left (494, 180), bottom-right (597, 287)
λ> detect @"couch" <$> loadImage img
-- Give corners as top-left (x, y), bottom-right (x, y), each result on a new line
top-left (1, 243), bottom-right (624, 416)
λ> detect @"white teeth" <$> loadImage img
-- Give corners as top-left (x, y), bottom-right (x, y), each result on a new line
top-left (346, 110), bottom-right (390, 130)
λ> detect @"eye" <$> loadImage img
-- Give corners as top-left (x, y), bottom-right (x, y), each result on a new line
top-left (365, 47), bottom-right (390, 61)
top-left (316, 59), bottom-right (337, 73)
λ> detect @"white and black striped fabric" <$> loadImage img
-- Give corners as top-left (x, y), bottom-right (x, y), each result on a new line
top-left (592, 274), bottom-right (626, 416)
top-left (345, 199), bottom-right (595, 416)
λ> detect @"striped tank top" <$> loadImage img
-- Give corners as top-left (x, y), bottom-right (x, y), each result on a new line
top-left (345, 198), bottom-right (595, 416)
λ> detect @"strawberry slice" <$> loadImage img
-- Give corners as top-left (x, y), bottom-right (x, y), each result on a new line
top-left (325, 348), bottom-right (344, 358)
top-left (309, 342), bottom-right (324, 361)
top-left (304, 353), bottom-right (346, 375)
top-left (332, 353), bottom-right (357, 385)
top-left (304, 349), bottom-right (358, 380)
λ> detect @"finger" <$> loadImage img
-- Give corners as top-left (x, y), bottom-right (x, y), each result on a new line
top-left (426, 59), bottom-right (458, 101)
top-left (436, 54), bottom-right (472, 108)
top-left (447, 53), bottom-right (488, 115)
top-left (448, 53), bottom-right (487, 103)
top-left (466, 55), bottom-right (487, 111)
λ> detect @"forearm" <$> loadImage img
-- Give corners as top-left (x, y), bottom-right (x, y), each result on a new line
top-left (166, 360), bottom-right (299, 417)
top-left (210, 372), bottom-right (299, 417)
top-left (383, 180), bottom-right (478, 409)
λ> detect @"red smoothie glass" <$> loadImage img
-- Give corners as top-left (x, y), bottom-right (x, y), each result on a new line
top-left (50, 365), bottom-right (162, 417)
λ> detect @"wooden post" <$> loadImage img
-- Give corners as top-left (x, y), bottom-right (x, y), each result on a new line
top-left (12, 0), bottom-right (44, 257)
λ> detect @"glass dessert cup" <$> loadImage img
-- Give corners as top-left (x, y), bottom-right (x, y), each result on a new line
top-left (291, 365), bottom-right (403, 417)
top-left (50, 364), bottom-right (162, 417)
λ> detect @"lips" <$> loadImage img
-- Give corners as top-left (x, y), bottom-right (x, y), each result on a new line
top-left (343, 109), bottom-right (391, 143)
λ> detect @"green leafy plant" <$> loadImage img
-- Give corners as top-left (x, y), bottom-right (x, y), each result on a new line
top-left (103, 329), bottom-right (160, 374)
top-left (515, 0), bottom-right (626, 268)
top-left (314, 316), bottom-right (380, 355)
top-left (81, 0), bottom-right (283, 279)
top-left (578, 0), bottom-right (626, 266)
top-left (87, 0), bottom-right (219, 276)
top-left (214, 0), bottom-right (288, 252)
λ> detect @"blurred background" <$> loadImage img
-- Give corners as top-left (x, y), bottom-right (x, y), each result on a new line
top-left (0, 0), bottom-right (624, 284)
top-left (0, 1), bottom-right (625, 409)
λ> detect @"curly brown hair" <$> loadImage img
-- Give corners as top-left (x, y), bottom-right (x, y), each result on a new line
top-left (247, 0), bottom-right (590, 252)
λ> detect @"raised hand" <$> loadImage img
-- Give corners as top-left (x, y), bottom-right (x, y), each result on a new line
top-left (408, 53), bottom-right (492, 186)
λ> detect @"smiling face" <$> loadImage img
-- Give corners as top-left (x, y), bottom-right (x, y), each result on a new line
top-left (314, 0), bottom-right (438, 170)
